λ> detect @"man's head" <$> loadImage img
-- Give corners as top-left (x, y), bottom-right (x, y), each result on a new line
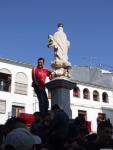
top-left (4, 117), bottom-right (27, 136)
top-left (37, 57), bottom-right (45, 69)
top-left (5, 128), bottom-right (41, 150)
top-left (51, 104), bottom-right (60, 112)
top-left (33, 112), bottom-right (41, 121)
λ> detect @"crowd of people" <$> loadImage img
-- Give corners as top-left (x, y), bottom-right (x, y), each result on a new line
top-left (0, 104), bottom-right (113, 150)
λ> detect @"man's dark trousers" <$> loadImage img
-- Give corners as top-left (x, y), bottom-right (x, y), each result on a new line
top-left (35, 87), bottom-right (49, 116)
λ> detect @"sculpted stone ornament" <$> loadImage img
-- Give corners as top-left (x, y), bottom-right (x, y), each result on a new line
top-left (48, 23), bottom-right (71, 79)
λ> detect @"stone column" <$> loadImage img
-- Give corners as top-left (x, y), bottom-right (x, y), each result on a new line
top-left (46, 77), bottom-right (76, 118)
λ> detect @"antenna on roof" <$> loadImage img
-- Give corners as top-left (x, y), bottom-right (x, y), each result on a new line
top-left (90, 56), bottom-right (96, 67)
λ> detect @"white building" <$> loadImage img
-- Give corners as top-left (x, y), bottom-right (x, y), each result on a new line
top-left (0, 57), bottom-right (38, 124)
top-left (0, 57), bottom-right (113, 132)
top-left (70, 65), bottom-right (113, 132)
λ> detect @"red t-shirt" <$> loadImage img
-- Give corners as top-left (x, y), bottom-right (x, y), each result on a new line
top-left (32, 67), bottom-right (50, 87)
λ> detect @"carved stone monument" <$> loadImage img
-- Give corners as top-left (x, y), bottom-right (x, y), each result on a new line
top-left (48, 23), bottom-right (71, 79)
top-left (46, 23), bottom-right (75, 118)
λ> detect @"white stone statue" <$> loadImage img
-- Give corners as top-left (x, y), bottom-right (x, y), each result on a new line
top-left (48, 23), bottom-right (71, 78)
top-left (48, 23), bottom-right (71, 68)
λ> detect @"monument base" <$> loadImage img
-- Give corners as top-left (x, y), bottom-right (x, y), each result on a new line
top-left (46, 77), bottom-right (76, 118)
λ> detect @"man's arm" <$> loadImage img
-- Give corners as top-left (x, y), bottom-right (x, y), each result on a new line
top-left (32, 68), bottom-right (40, 87)
top-left (47, 69), bottom-right (53, 80)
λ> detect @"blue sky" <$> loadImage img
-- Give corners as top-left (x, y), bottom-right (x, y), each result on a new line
top-left (0, 0), bottom-right (113, 69)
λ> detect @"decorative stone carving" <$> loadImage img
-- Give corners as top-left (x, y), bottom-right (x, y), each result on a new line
top-left (48, 23), bottom-right (71, 78)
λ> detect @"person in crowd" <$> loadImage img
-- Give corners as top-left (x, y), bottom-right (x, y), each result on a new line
top-left (4, 117), bottom-right (41, 150)
top-left (96, 119), bottom-right (113, 148)
top-left (49, 104), bottom-right (69, 150)
top-left (66, 116), bottom-right (89, 150)
top-left (4, 117), bottom-right (27, 137)
top-left (32, 57), bottom-right (51, 117)
top-left (97, 114), bottom-right (105, 128)
top-left (68, 115), bottom-right (89, 143)
top-left (74, 115), bottom-right (89, 137)
top-left (85, 119), bottom-right (113, 150)
top-left (30, 112), bottom-right (46, 143)
top-left (0, 124), bottom-right (5, 150)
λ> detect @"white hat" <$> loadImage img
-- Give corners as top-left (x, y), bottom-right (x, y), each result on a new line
top-left (5, 128), bottom-right (42, 150)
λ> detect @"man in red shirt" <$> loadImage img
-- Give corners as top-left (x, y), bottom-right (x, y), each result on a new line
top-left (32, 57), bottom-right (51, 117)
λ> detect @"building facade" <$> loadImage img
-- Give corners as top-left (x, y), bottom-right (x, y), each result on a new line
top-left (70, 65), bottom-right (113, 132)
top-left (0, 57), bottom-right (113, 132)
top-left (0, 57), bottom-right (39, 124)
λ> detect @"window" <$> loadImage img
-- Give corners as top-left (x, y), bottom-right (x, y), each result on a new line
top-left (12, 105), bottom-right (25, 117)
top-left (0, 68), bottom-right (12, 92)
top-left (15, 72), bottom-right (28, 95)
top-left (78, 110), bottom-right (87, 120)
top-left (93, 90), bottom-right (99, 101)
top-left (73, 87), bottom-right (80, 98)
top-left (102, 92), bottom-right (108, 103)
top-left (83, 88), bottom-right (90, 99)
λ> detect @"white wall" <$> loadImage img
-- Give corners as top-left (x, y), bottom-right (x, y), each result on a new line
top-left (0, 61), bottom-right (37, 124)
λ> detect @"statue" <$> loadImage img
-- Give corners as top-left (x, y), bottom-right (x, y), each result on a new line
top-left (48, 23), bottom-right (71, 79)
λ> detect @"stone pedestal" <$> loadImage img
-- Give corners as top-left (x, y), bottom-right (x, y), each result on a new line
top-left (46, 77), bottom-right (76, 118)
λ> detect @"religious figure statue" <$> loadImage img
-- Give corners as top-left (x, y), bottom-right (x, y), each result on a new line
top-left (48, 23), bottom-right (71, 78)
top-left (48, 23), bottom-right (71, 68)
